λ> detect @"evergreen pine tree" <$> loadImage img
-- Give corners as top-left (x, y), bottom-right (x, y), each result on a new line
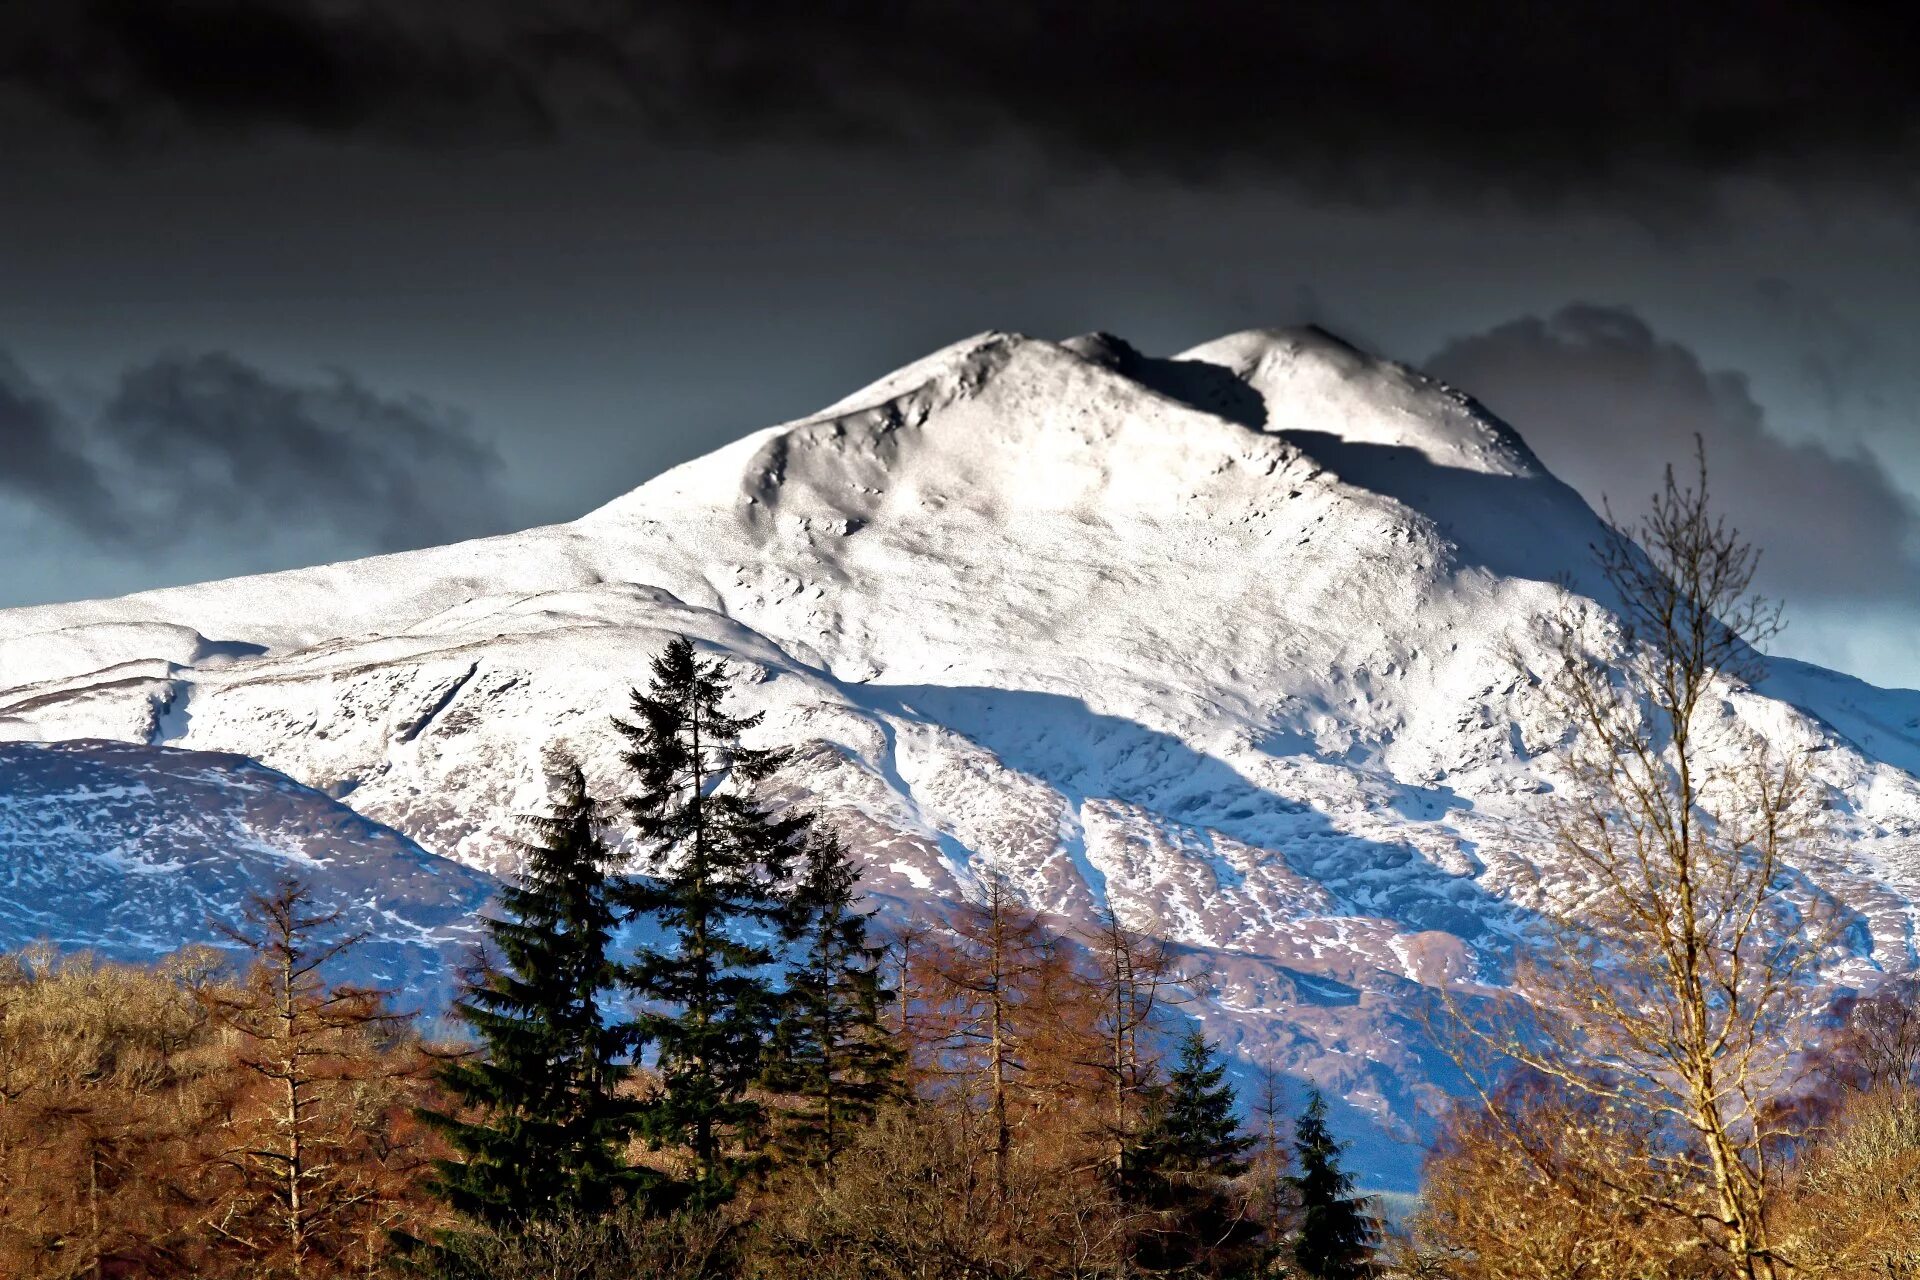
top-left (1290, 1089), bottom-right (1376, 1280)
top-left (1128, 1029), bottom-right (1260, 1276)
top-left (1143, 1029), bottom-right (1257, 1177)
top-left (617, 637), bottom-right (807, 1208)
top-left (422, 760), bottom-right (645, 1228)
top-left (763, 825), bottom-right (901, 1165)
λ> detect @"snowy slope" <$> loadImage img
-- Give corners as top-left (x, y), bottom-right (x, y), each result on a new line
top-left (0, 739), bottom-right (495, 1003)
top-left (4, 325), bottom-right (1920, 1184)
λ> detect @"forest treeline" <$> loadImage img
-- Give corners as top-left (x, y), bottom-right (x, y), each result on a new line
top-left (9, 453), bottom-right (1920, 1278)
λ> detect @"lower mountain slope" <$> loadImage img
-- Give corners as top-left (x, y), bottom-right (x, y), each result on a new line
top-left (0, 739), bottom-right (495, 1004)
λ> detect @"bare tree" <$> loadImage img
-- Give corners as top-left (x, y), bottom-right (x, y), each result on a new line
top-left (883, 914), bottom-right (936, 1083)
top-left (1831, 978), bottom-right (1920, 1094)
top-left (0, 949), bottom-right (224, 1279)
top-left (1457, 445), bottom-right (1837, 1280)
top-left (1413, 1076), bottom-right (1714, 1279)
top-left (1247, 1064), bottom-right (1296, 1246)
top-left (1779, 1085), bottom-right (1920, 1278)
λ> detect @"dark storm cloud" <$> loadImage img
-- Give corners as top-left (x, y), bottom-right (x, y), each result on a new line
top-left (6, 1), bottom-right (1920, 209)
top-left (0, 353), bottom-right (125, 539)
top-left (0, 346), bottom-right (507, 557)
top-left (97, 353), bottom-right (508, 551)
top-left (1427, 305), bottom-right (1920, 603)
top-left (0, 2), bottom-right (548, 142)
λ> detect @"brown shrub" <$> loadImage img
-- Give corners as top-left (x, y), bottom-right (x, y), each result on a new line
top-left (1775, 1086), bottom-right (1920, 1279)
top-left (1408, 1075), bottom-right (1726, 1280)
top-left (426, 1208), bottom-right (738, 1280)
top-left (751, 1102), bottom-right (1134, 1280)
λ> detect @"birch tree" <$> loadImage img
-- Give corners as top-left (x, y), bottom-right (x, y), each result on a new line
top-left (1464, 446), bottom-right (1837, 1279)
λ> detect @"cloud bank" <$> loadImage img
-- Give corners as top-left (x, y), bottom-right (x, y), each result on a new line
top-left (1, 345), bottom-right (508, 564)
top-left (1427, 304), bottom-right (1920, 604)
top-left (0, 352), bottom-right (124, 541)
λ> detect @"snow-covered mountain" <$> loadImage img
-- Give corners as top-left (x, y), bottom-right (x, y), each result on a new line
top-left (5, 325), bottom-right (1920, 1185)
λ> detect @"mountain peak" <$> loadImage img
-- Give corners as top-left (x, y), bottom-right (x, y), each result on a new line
top-left (1175, 325), bottom-right (1548, 481)
top-left (585, 324), bottom-right (1599, 619)
top-left (823, 323), bottom-right (1549, 486)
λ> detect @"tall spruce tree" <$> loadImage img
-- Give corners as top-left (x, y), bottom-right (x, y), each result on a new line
top-left (617, 637), bottom-right (807, 1208)
top-left (1290, 1089), bottom-right (1376, 1280)
top-left (763, 825), bottom-right (901, 1166)
top-left (1129, 1029), bottom-right (1260, 1276)
top-left (422, 760), bottom-right (645, 1228)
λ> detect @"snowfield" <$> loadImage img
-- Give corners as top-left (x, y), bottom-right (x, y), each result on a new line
top-left (5, 325), bottom-right (1920, 1184)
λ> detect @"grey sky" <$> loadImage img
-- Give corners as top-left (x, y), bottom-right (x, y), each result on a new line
top-left (3, 4), bottom-right (1919, 686)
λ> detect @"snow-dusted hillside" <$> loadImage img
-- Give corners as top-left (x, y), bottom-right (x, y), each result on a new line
top-left (5, 325), bottom-right (1920, 1184)
top-left (0, 739), bottom-right (495, 1002)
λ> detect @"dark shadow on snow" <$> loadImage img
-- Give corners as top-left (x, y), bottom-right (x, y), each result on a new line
top-left (1067, 332), bottom-right (1269, 430)
top-left (851, 682), bottom-right (1534, 952)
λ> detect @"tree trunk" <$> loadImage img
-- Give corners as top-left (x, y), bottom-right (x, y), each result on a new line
top-left (88, 1142), bottom-right (102, 1280)
top-left (990, 984), bottom-right (1010, 1205)
top-left (689, 698), bottom-right (714, 1185)
top-left (821, 994), bottom-right (838, 1165)
top-left (278, 952), bottom-right (307, 1280)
